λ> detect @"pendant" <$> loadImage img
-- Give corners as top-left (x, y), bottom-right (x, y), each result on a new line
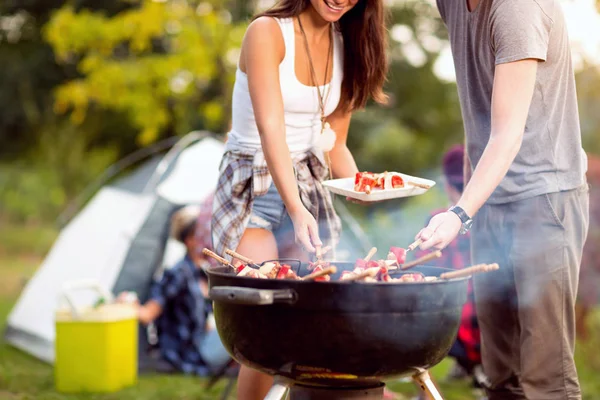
top-left (317, 122), bottom-right (337, 152)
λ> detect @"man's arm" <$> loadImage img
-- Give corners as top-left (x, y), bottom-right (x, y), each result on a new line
top-left (138, 300), bottom-right (163, 325)
top-left (456, 59), bottom-right (537, 217)
top-left (134, 268), bottom-right (184, 325)
top-left (117, 292), bottom-right (163, 325)
top-left (463, 139), bottom-right (472, 185)
top-left (418, 59), bottom-right (538, 249)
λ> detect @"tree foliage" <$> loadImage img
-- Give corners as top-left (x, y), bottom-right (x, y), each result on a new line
top-left (44, 0), bottom-right (246, 146)
top-left (348, 1), bottom-right (464, 179)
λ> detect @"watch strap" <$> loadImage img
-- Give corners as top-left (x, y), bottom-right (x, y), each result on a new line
top-left (448, 206), bottom-right (471, 224)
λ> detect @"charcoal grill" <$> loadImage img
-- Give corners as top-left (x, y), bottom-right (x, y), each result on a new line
top-left (206, 262), bottom-right (469, 399)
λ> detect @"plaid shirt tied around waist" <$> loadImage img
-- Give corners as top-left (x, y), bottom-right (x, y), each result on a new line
top-left (211, 147), bottom-right (341, 260)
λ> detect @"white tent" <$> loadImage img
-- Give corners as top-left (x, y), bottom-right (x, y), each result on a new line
top-left (4, 132), bottom-right (370, 363)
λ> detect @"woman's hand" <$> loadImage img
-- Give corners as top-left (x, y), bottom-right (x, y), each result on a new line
top-left (289, 206), bottom-right (322, 253)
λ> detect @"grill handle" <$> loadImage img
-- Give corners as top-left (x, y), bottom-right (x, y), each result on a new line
top-left (209, 286), bottom-right (297, 306)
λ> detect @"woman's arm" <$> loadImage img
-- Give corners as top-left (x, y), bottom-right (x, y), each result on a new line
top-left (327, 106), bottom-right (358, 179)
top-left (242, 17), bottom-right (321, 251)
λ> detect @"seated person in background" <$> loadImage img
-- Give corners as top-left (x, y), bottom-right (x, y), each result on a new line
top-left (417, 145), bottom-right (487, 389)
top-left (119, 200), bottom-right (230, 376)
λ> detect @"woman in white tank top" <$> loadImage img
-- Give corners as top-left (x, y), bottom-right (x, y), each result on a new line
top-left (211, 1), bottom-right (389, 396)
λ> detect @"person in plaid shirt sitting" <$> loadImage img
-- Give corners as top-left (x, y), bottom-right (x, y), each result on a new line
top-left (417, 145), bottom-right (488, 390)
top-left (118, 197), bottom-right (231, 376)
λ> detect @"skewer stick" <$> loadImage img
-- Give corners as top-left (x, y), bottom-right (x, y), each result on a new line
top-left (202, 248), bottom-right (235, 269)
top-left (440, 263), bottom-right (499, 280)
top-left (407, 181), bottom-right (432, 190)
top-left (407, 238), bottom-right (423, 252)
top-left (399, 250), bottom-right (442, 271)
top-left (225, 249), bottom-right (260, 268)
top-left (363, 247), bottom-right (377, 262)
top-left (343, 268), bottom-right (379, 282)
top-left (315, 246), bottom-right (323, 262)
top-left (302, 266), bottom-right (337, 281)
top-left (319, 245), bottom-right (332, 256)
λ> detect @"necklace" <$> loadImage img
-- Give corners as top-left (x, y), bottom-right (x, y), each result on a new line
top-left (297, 16), bottom-right (337, 162)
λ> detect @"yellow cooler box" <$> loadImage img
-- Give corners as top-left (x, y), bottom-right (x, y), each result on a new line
top-left (54, 281), bottom-right (138, 393)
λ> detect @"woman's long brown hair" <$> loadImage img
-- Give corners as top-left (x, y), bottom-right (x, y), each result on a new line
top-left (254, 0), bottom-right (388, 112)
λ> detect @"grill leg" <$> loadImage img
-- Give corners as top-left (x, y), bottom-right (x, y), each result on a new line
top-left (412, 369), bottom-right (444, 400)
top-left (220, 377), bottom-right (236, 400)
top-left (264, 377), bottom-right (290, 400)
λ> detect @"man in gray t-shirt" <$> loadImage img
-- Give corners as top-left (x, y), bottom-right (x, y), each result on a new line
top-left (416, 1), bottom-right (590, 399)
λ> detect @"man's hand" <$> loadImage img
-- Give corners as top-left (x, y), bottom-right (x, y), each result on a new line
top-left (116, 291), bottom-right (139, 306)
top-left (416, 211), bottom-right (462, 250)
top-left (199, 280), bottom-right (209, 298)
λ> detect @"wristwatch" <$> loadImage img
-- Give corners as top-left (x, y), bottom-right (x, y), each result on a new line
top-left (448, 206), bottom-right (473, 235)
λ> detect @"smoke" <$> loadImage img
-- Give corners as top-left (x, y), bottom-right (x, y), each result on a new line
top-left (334, 167), bottom-right (587, 312)
top-left (334, 167), bottom-right (447, 261)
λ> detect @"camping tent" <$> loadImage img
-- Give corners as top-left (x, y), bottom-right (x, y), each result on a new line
top-left (4, 132), bottom-right (370, 363)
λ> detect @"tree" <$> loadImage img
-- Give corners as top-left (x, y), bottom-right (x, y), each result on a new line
top-left (44, 0), bottom-right (247, 146)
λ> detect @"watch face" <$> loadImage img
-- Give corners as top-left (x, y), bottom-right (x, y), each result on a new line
top-left (460, 219), bottom-right (473, 235)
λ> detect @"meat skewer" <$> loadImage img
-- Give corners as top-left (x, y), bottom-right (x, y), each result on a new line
top-left (211, 244), bottom-right (498, 283)
top-left (315, 246), bottom-right (323, 262)
top-left (407, 238), bottom-right (423, 252)
top-left (440, 263), bottom-right (499, 280)
top-left (364, 247), bottom-right (377, 262)
top-left (202, 249), bottom-right (237, 270)
top-left (302, 266), bottom-right (337, 281)
top-left (225, 249), bottom-right (261, 269)
top-left (394, 250), bottom-right (443, 272)
top-left (341, 268), bottom-right (379, 282)
top-left (314, 245), bottom-right (331, 263)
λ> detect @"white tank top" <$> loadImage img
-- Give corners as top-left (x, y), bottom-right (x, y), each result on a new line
top-left (227, 17), bottom-right (343, 154)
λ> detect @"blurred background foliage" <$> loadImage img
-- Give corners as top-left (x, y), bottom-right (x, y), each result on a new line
top-left (0, 0), bottom-right (599, 226)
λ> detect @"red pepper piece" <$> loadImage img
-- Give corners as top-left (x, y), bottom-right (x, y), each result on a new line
top-left (354, 172), bottom-right (377, 193)
top-left (389, 247), bottom-right (407, 265)
top-left (277, 264), bottom-right (291, 279)
top-left (391, 175), bottom-right (404, 188)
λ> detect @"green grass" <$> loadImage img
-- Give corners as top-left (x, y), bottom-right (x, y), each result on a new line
top-left (1, 223), bottom-right (600, 399)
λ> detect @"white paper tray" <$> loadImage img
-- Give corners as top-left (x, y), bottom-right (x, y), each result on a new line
top-left (323, 173), bottom-right (436, 202)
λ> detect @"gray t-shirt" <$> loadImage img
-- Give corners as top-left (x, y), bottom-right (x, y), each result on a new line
top-left (437, 0), bottom-right (586, 204)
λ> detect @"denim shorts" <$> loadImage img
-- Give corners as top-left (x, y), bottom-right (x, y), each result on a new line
top-left (247, 184), bottom-right (295, 244)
